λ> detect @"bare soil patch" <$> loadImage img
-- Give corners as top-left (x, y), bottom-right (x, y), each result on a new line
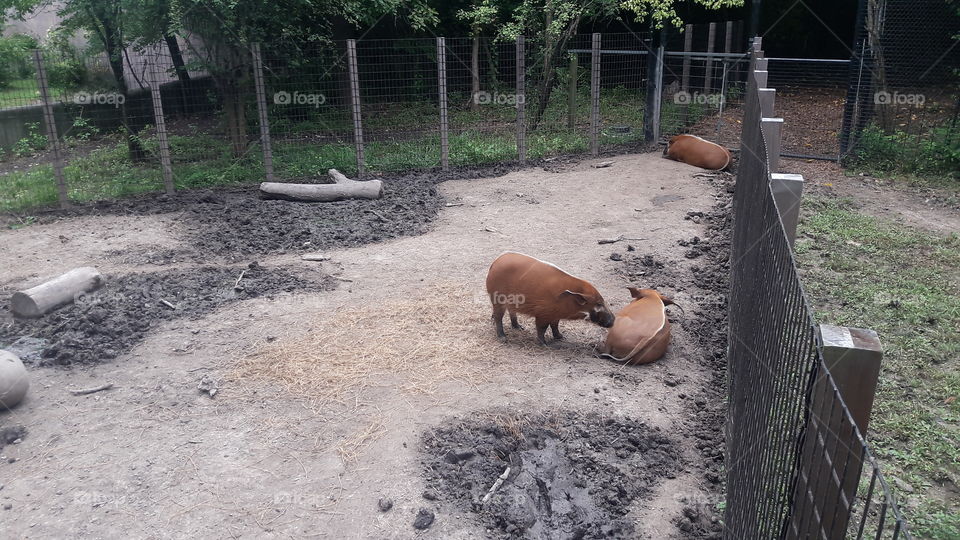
top-left (0, 263), bottom-right (335, 366)
top-left (421, 409), bottom-right (681, 538)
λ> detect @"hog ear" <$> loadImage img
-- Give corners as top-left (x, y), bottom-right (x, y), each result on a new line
top-left (561, 290), bottom-right (588, 306)
top-left (626, 287), bottom-right (644, 299)
top-left (658, 292), bottom-right (676, 306)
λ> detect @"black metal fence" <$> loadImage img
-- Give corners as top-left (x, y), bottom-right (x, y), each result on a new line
top-left (725, 41), bottom-right (910, 539)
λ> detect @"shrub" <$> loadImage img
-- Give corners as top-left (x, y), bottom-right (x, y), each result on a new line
top-left (41, 29), bottom-right (87, 90)
top-left (849, 124), bottom-right (960, 180)
top-left (0, 34), bottom-right (39, 87)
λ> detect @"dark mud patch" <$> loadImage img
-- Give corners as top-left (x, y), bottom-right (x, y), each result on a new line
top-left (0, 263), bottom-right (335, 366)
top-left (617, 172), bottom-right (733, 539)
top-left (421, 409), bottom-right (680, 539)
top-left (0, 425), bottom-right (27, 450)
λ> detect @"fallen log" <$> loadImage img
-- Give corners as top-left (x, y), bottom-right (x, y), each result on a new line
top-left (259, 169), bottom-right (383, 202)
top-left (11, 267), bottom-right (103, 318)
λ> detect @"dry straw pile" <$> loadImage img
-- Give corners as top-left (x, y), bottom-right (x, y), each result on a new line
top-left (236, 284), bottom-right (600, 407)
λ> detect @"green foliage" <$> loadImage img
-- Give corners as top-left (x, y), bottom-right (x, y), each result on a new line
top-left (40, 29), bottom-right (87, 90)
top-left (12, 122), bottom-right (47, 157)
top-left (849, 125), bottom-right (960, 180)
top-left (0, 33), bottom-right (38, 87)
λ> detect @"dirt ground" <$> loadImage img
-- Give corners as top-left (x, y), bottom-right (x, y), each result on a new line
top-left (0, 153), bottom-right (729, 538)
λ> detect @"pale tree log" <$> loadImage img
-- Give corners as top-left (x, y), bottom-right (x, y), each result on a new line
top-left (11, 267), bottom-right (104, 318)
top-left (259, 169), bottom-right (383, 202)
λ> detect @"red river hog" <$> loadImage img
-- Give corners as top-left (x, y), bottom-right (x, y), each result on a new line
top-left (664, 134), bottom-right (731, 171)
top-left (600, 287), bottom-right (676, 365)
top-left (485, 252), bottom-right (615, 345)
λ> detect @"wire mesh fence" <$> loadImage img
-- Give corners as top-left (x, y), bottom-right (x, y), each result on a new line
top-left (1, 12), bottom-right (956, 212)
top-left (840, 0), bottom-right (959, 173)
top-left (726, 42), bottom-right (910, 540)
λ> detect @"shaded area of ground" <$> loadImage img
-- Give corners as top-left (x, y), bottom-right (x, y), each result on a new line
top-left (421, 409), bottom-right (680, 539)
top-left (0, 263), bottom-right (335, 366)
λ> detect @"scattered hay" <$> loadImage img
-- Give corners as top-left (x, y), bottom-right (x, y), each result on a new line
top-left (335, 416), bottom-right (387, 465)
top-left (235, 284), bottom-right (603, 407)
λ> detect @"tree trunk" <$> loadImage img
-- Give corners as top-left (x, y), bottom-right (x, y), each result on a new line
top-left (164, 35), bottom-right (190, 83)
top-left (100, 18), bottom-right (149, 163)
top-left (222, 85), bottom-right (248, 158)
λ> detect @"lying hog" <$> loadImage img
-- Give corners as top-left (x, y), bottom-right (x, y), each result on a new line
top-left (664, 134), bottom-right (731, 171)
top-left (600, 287), bottom-right (676, 365)
top-left (485, 252), bottom-right (615, 345)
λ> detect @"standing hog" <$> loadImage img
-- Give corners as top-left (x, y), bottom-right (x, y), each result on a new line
top-left (664, 134), bottom-right (731, 171)
top-left (600, 287), bottom-right (675, 365)
top-left (485, 252), bottom-right (615, 345)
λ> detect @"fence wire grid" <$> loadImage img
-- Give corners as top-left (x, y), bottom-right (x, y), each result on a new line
top-left (725, 42), bottom-right (911, 540)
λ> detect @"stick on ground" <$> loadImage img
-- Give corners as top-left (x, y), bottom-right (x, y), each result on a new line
top-left (481, 466), bottom-right (511, 504)
top-left (69, 383), bottom-right (114, 396)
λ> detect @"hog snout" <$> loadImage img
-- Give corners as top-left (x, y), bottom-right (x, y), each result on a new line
top-left (590, 305), bottom-right (616, 328)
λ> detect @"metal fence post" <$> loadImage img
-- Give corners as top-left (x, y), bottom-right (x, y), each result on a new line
top-left (643, 30), bottom-right (664, 144)
top-left (32, 49), bottom-right (69, 208)
top-left (437, 37), bottom-right (450, 171)
top-left (704, 22), bottom-right (717, 95)
top-left (567, 53), bottom-right (578, 130)
top-left (146, 52), bottom-right (176, 194)
top-left (681, 24), bottom-right (693, 92)
top-left (250, 43), bottom-right (275, 183)
top-left (346, 39), bottom-right (365, 178)
top-left (589, 33), bottom-right (601, 155)
top-left (770, 173), bottom-right (804, 247)
top-left (516, 35), bottom-right (526, 164)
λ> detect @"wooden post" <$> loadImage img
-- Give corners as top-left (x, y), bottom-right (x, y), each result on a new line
top-left (146, 51), bottom-right (176, 194)
top-left (760, 117), bottom-right (783, 172)
top-left (681, 24), bottom-right (693, 92)
top-left (817, 325), bottom-right (883, 540)
top-left (516, 35), bottom-right (526, 164)
top-left (346, 39), bottom-right (365, 178)
top-left (758, 87), bottom-right (776, 117)
top-left (250, 43), bottom-right (275, 183)
top-left (589, 33), bottom-right (601, 155)
top-left (703, 22), bottom-right (717, 95)
top-left (770, 173), bottom-right (804, 247)
top-left (643, 29), bottom-right (664, 143)
top-left (437, 37), bottom-right (450, 171)
top-left (681, 25), bottom-right (693, 126)
top-left (471, 36), bottom-right (480, 112)
top-left (32, 50), bottom-right (69, 209)
top-left (567, 53), bottom-right (578, 130)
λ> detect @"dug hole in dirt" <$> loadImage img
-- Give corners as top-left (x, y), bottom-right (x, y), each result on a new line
top-left (0, 153), bottom-right (731, 539)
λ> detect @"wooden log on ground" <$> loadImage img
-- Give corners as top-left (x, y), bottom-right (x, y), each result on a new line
top-left (11, 267), bottom-right (104, 318)
top-left (259, 168), bottom-right (383, 202)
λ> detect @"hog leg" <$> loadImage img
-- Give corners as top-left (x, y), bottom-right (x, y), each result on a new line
top-left (550, 322), bottom-right (564, 341)
top-left (492, 303), bottom-right (507, 340)
top-left (535, 318), bottom-right (550, 346)
top-left (509, 309), bottom-right (523, 330)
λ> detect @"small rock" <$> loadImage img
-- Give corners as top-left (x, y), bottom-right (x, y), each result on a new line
top-left (422, 490), bottom-right (438, 501)
top-left (197, 376), bottom-right (218, 398)
top-left (301, 253), bottom-right (330, 262)
top-left (3, 503), bottom-right (11, 510)
top-left (609, 253), bottom-right (623, 262)
top-left (443, 448), bottom-right (476, 464)
top-left (377, 497), bottom-right (393, 512)
top-left (413, 508), bottom-right (435, 530)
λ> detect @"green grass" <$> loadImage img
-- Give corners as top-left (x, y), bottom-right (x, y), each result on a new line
top-left (795, 197), bottom-right (960, 539)
top-left (847, 125), bottom-right (960, 184)
top-left (0, 78), bottom-right (41, 108)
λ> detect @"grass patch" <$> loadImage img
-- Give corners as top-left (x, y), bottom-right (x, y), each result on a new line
top-left (0, 78), bottom-right (41, 109)
top-left (847, 125), bottom-right (960, 185)
top-left (795, 197), bottom-right (960, 539)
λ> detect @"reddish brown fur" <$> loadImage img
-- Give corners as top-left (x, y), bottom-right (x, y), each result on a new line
top-left (485, 252), bottom-right (614, 344)
top-left (600, 288), bottom-right (674, 365)
top-left (665, 134), bottom-right (731, 171)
